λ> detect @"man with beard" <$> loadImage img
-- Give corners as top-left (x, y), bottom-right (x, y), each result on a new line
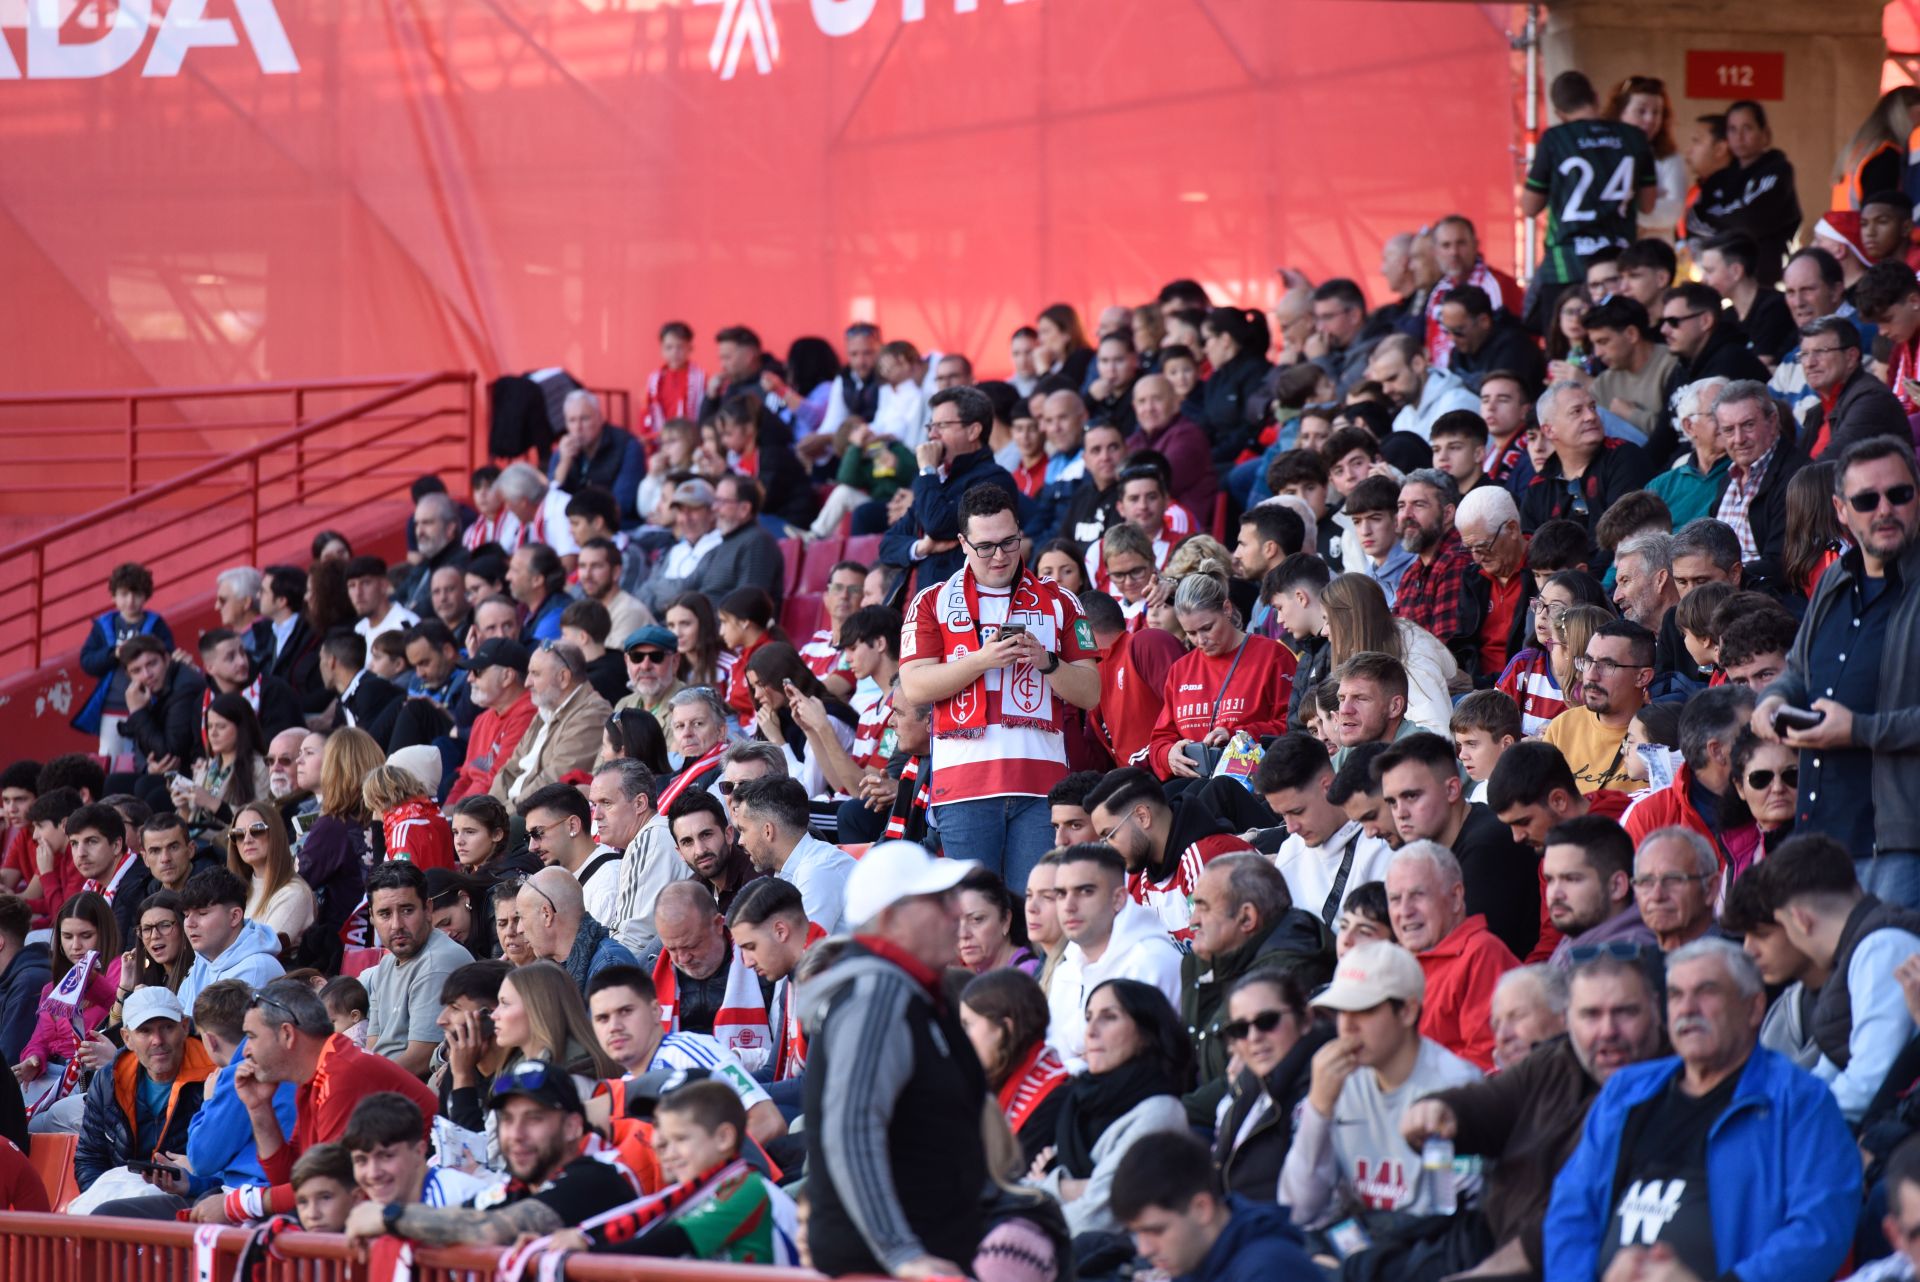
top-left (1389, 952), bottom-right (1666, 1281)
top-left (445, 639), bottom-right (536, 804)
top-left (1755, 438), bottom-right (1920, 905)
top-left (360, 861), bottom-right (472, 1079)
top-left (400, 493), bottom-right (468, 617)
top-left (612, 624), bottom-right (684, 728)
top-left (1611, 531), bottom-right (1678, 631)
top-left (1542, 621), bottom-right (1654, 795)
top-left (1542, 815), bottom-right (1656, 965)
top-left (666, 790), bottom-right (762, 916)
top-left (1085, 768), bottom-right (1258, 943)
top-left (1390, 470), bottom-right (1485, 677)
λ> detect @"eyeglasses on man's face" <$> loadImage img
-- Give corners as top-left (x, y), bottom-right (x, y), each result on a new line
top-left (963, 534), bottom-right (1022, 560)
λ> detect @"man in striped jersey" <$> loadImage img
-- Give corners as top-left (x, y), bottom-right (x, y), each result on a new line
top-left (585, 964), bottom-right (785, 1146)
top-left (341, 1091), bottom-right (492, 1209)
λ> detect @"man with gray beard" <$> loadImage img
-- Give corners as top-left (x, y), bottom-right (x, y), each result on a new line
top-left (1390, 468), bottom-right (1485, 677)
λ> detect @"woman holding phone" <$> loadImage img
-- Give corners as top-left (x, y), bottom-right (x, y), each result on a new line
top-left (742, 642), bottom-right (858, 798)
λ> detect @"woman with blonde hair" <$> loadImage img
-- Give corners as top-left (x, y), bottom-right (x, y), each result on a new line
top-left (492, 960), bottom-right (622, 1094)
top-left (1320, 572), bottom-right (1457, 734)
top-left (362, 765), bottom-right (455, 870)
top-left (1604, 75), bottom-right (1685, 237)
top-left (1145, 566), bottom-right (1296, 779)
top-left (294, 728), bottom-right (377, 959)
top-left (1832, 85), bottom-right (1920, 210)
top-left (227, 799), bottom-right (315, 944)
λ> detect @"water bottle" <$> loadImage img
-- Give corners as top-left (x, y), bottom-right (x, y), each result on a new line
top-left (1422, 1136), bottom-right (1457, 1214)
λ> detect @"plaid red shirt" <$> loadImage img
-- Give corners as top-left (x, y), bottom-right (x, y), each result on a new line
top-left (1394, 528), bottom-right (1478, 643)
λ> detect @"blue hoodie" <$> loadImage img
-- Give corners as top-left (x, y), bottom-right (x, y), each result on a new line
top-left (183, 1034), bottom-right (297, 1196)
top-left (1174, 1195), bottom-right (1317, 1282)
top-left (178, 919), bottom-right (285, 1012)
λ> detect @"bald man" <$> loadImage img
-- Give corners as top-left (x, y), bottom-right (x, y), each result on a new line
top-left (517, 865), bottom-right (639, 996)
top-left (654, 881), bottom-right (774, 1069)
top-left (1128, 373), bottom-right (1217, 518)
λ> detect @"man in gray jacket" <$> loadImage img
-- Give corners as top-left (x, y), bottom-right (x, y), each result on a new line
top-left (1754, 437), bottom-right (1920, 907)
top-left (800, 841), bottom-right (987, 1279)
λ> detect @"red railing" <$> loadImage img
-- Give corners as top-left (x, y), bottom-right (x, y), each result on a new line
top-left (0, 371), bottom-right (478, 672)
top-left (0, 1211), bottom-right (829, 1282)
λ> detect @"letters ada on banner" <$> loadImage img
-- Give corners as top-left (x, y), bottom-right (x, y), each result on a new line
top-left (0, 0), bottom-right (1029, 82)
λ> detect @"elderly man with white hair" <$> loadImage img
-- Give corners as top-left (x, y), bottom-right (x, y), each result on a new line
top-left (1489, 963), bottom-right (1568, 1070)
top-left (1517, 380), bottom-right (1656, 540)
top-left (1633, 825), bottom-right (1720, 954)
top-left (1545, 937), bottom-right (1860, 1282)
top-left (548, 389), bottom-right (646, 526)
top-left (399, 491), bottom-right (467, 617)
top-left (215, 566), bottom-right (267, 657)
top-left (1456, 484), bottom-right (1533, 675)
top-left (1710, 378), bottom-right (1809, 588)
top-left (491, 461), bottom-right (580, 562)
top-left (1385, 840), bottom-right (1518, 1071)
top-left (490, 641), bottom-right (611, 806)
top-left (1650, 377), bottom-right (1733, 529)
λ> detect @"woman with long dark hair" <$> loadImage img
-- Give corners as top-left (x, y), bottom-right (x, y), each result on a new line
top-left (601, 709), bottom-right (671, 777)
top-left (743, 642), bottom-right (856, 797)
top-left (665, 592), bottom-right (728, 689)
top-left (1211, 969), bottom-right (1332, 1200)
top-left (955, 868), bottom-right (1036, 976)
top-left (1028, 978), bottom-right (1190, 1236)
top-left (961, 969), bottom-right (1069, 1166)
top-left (1199, 306), bottom-right (1275, 467)
top-left (1034, 304), bottom-right (1094, 387)
top-left (118, 890), bottom-right (191, 997)
top-left (176, 692), bottom-right (269, 837)
top-left (718, 588), bottom-right (789, 722)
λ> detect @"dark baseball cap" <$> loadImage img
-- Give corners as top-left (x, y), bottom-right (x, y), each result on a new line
top-left (458, 637), bottom-right (530, 675)
top-left (488, 1058), bottom-right (583, 1116)
top-left (621, 624), bottom-right (677, 655)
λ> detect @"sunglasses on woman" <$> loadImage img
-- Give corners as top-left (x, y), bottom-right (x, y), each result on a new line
top-left (1746, 767), bottom-right (1799, 791)
top-left (229, 821), bottom-right (272, 842)
top-left (1221, 1010), bottom-right (1290, 1041)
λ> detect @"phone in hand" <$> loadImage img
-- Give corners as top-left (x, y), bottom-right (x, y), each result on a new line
top-left (997, 623), bottom-right (1027, 641)
top-left (125, 1160), bottom-right (179, 1177)
top-left (1772, 705), bottom-right (1826, 736)
top-left (475, 1008), bottom-right (495, 1043)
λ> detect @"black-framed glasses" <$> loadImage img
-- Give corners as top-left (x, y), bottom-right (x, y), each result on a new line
top-left (520, 879), bottom-right (558, 917)
top-left (1658, 312), bottom-right (1708, 329)
top-left (229, 822), bottom-right (272, 843)
top-left (963, 534), bottom-right (1022, 559)
top-left (1108, 564), bottom-right (1155, 587)
top-left (1845, 484), bottom-right (1917, 513)
top-left (1747, 767), bottom-right (1799, 791)
top-left (1222, 1010), bottom-right (1291, 1041)
top-left (624, 648), bottom-right (672, 665)
top-left (138, 920), bottom-right (178, 937)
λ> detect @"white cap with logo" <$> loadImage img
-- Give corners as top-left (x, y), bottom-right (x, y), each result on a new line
top-left (844, 841), bottom-right (977, 927)
top-left (1312, 940), bottom-right (1426, 1012)
top-left (123, 986), bottom-right (187, 1030)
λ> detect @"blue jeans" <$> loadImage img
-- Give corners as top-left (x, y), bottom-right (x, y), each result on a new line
top-left (1858, 853), bottom-right (1920, 910)
top-left (932, 795), bottom-right (1053, 890)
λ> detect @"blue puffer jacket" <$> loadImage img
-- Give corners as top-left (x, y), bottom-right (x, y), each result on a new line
top-left (182, 1036), bottom-right (297, 1197)
top-left (1543, 1046), bottom-right (1859, 1282)
top-left (1174, 1195), bottom-right (1317, 1282)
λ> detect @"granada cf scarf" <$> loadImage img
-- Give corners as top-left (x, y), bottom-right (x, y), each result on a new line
top-left (928, 564), bottom-right (1068, 737)
top-left (651, 945), bottom-right (773, 1073)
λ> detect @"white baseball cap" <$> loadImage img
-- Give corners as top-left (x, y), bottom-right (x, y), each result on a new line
top-left (123, 986), bottom-right (186, 1030)
top-left (1312, 941), bottom-right (1426, 1012)
top-left (844, 841), bottom-right (977, 926)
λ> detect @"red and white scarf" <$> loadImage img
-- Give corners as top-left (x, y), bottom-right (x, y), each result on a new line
top-left (883, 756), bottom-right (930, 840)
top-left (775, 921), bottom-right (829, 1080)
top-left (1426, 259), bottom-right (1512, 366)
top-left (657, 742), bottom-right (727, 811)
top-left (997, 1041), bottom-right (1070, 1133)
top-left (923, 565), bottom-right (1072, 738)
top-left (85, 853), bottom-right (140, 903)
top-left (651, 945), bottom-right (773, 1073)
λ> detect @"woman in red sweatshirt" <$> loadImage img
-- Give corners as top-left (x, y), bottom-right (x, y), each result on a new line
top-left (1146, 568), bottom-right (1296, 779)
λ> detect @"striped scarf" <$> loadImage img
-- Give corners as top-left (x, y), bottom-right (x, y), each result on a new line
top-left (884, 756), bottom-right (930, 839)
top-left (651, 945), bottom-right (773, 1073)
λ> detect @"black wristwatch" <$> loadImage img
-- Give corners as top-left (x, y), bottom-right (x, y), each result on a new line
top-left (382, 1202), bottom-right (406, 1234)
top-left (1039, 650), bottom-right (1060, 674)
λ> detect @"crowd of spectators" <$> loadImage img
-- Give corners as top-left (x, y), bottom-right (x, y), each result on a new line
top-left (11, 62), bottom-right (1920, 1282)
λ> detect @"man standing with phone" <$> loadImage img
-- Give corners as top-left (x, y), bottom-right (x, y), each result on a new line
top-left (1753, 438), bottom-right (1920, 907)
top-left (900, 483), bottom-right (1101, 888)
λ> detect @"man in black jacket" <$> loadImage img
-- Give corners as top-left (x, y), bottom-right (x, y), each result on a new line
top-left (879, 385), bottom-right (1019, 594)
top-left (1440, 285), bottom-right (1545, 398)
top-left (198, 629), bottom-right (302, 741)
top-left (1661, 282), bottom-right (1770, 387)
top-left (1799, 316), bottom-right (1910, 460)
top-left (801, 841), bottom-right (986, 1277)
top-left (1517, 383), bottom-right (1655, 555)
top-left (1180, 852), bottom-right (1333, 1121)
top-left (1683, 100), bottom-right (1802, 286)
top-left (315, 627), bottom-right (402, 739)
top-left (120, 633), bottom-right (207, 780)
top-left (1710, 379), bottom-right (1808, 591)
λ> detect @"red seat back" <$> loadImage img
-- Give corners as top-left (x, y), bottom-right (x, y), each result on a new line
top-left (27, 1133), bottom-right (78, 1212)
top-left (799, 536), bottom-right (846, 592)
top-left (843, 534), bottom-right (882, 568)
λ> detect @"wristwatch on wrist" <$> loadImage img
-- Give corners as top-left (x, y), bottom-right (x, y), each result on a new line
top-left (1040, 651), bottom-right (1060, 675)
top-left (382, 1202), bottom-right (406, 1234)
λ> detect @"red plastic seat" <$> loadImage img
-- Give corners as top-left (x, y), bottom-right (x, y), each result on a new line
top-left (781, 593), bottom-right (824, 639)
top-left (840, 842), bottom-right (870, 860)
top-left (778, 537), bottom-right (803, 597)
top-left (27, 1133), bottom-right (78, 1212)
top-left (799, 536), bottom-right (845, 591)
top-left (341, 947), bottom-right (388, 979)
top-left (1210, 492), bottom-right (1229, 541)
top-left (843, 534), bottom-right (882, 568)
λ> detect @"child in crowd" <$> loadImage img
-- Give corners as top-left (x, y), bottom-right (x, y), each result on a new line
top-left (1158, 344), bottom-right (1202, 417)
top-left (645, 321), bottom-right (706, 434)
top-left (1621, 702), bottom-right (1682, 790)
top-left (1450, 690), bottom-right (1523, 805)
top-left (1674, 580), bottom-right (1735, 681)
top-left (367, 632), bottom-right (410, 683)
top-left (73, 561), bottom-right (173, 762)
top-left (562, 1081), bottom-right (798, 1264)
top-left (322, 975), bottom-right (370, 1047)
top-left (1334, 881), bottom-right (1392, 959)
top-left (640, 418), bottom-right (699, 525)
top-left (15, 891), bottom-right (121, 1123)
top-left (463, 466), bottom-right (506, 551)
top-left (292, 1143), bottom-right (361, 1232)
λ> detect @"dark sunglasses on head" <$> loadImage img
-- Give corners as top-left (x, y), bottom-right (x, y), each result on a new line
top-left (229, 821), bottom-right (272, 842)
top-left (1845, 484), bottom-right (1917, 513)
top-left (1747, 767), bottom-right (1799, 791)
top-left (1221, 1010), bottom-right (1289, 1041)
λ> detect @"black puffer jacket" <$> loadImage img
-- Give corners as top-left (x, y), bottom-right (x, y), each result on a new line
top-left (1212, 1021), bottom-right (1336, 1200)
top-left (75, 1042), bottom-right (216, 1192)
top-left (1201, 351), bottom-right (1274, 468)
